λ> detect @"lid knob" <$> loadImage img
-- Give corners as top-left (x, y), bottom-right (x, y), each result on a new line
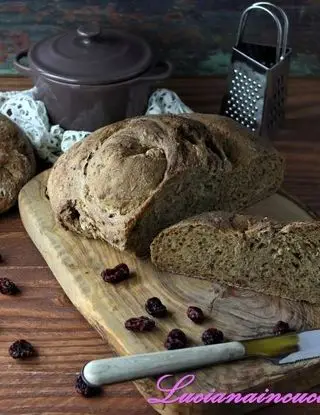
top-left (77, 23), bottom-right (101, 43)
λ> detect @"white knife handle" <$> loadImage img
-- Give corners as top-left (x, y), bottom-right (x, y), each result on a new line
top-left (82, 341), bottom-right (245, 386)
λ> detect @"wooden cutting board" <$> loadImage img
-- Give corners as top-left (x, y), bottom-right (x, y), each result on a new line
top-left (19, 170), bottom-right (320, 415)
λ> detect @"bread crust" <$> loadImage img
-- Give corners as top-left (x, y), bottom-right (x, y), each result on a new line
top-left (0, 115), bottom-right (36, 214)
top-left (47, 114), bottom-right (284, 255)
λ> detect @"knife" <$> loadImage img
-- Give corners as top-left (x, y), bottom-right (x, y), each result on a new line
top-left (81, 329), bottom-right (320, 387)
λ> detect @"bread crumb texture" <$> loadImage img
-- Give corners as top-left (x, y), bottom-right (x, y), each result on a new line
top-left (151, 211), bottom-right (320, 304)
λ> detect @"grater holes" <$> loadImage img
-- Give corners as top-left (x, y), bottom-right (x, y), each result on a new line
top-left (227, 72), bottom-right (262, 130)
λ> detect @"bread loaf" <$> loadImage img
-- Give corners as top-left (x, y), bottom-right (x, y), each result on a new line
top-left (0, 114), bottom-right (36, 214)
top-left (47, 114), bottom-right (284, 255)
top-left (150, 211), bottom-right (320, 303)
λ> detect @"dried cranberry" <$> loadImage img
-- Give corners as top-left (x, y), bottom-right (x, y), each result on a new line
top-left (168, 328), bottom-right (187, 341)
top-left (273, 321), bottom-right (290, 335)
top-left (187, 306), bottom-right (205, 324)
top-left (101, 263), bottom-right (130, 283)
top-left (9, 340), bottom-right (36, 359)
top-left (145, 297), bottom-right (167, 318)
top-left (165, 328), bottom-right (187, 350)
top-left (125, 316), bottom-right (155, 332)
top-left (202, 328), bottom-right (224, 345)
top-left (75, 374), bottom-right (101, 398)
top-left (0, 278), bottom-right (19, 295)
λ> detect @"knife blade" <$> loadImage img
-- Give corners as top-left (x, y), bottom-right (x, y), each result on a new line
top-left (81, 329), bottom-right (320, 387)
top-left (279, 329), bottom-right (320, 364)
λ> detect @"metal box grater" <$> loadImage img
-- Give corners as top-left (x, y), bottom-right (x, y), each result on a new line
top-left (220, 2), bottom-right (292, 137)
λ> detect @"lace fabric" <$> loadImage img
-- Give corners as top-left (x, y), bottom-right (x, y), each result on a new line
top-left (0, 87), bottom-right (193, 163)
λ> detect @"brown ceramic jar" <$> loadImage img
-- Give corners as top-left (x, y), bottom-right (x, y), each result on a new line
top-left (14, 23), bottom-right (172, 131)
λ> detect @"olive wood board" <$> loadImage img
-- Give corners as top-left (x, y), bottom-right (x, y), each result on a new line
top-left (19, 170), bottom-right (320, 415)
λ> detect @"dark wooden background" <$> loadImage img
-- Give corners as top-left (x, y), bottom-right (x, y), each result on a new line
top-left (0, 0), bottom-right (320, 76)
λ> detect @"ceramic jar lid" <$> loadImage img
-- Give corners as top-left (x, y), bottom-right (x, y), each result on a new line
top-left (28, 23), bottom-right (153, 85)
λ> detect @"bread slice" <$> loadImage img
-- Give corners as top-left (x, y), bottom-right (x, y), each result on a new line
top-left (47, 114), bottom-right (284, 256)
top-left (150, 212), bottom-right (320, 303)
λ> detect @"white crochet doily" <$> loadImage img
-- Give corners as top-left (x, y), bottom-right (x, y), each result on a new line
top-left (0, 87), bottom-right (193, 163)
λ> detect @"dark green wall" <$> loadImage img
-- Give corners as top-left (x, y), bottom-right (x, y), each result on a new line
top-left (0, 0), bottom-right (319, 76)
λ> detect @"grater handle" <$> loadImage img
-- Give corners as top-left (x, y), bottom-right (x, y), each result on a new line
top-left (251, 2), bottom-right (289, 60)
top-left (236, 4), bottom-right (284, 63)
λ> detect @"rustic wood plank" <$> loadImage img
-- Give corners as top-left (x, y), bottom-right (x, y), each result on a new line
top-left (0, 76), bottom-right (320, 414)
top-left (0, 207), bottom-right (26, 233)
top-left (0, 249), bottom-right (151, 414)
top-left (16, 169), bottom-right (320, 414)
top-left (0, 268), bottom-right (152, 414)
top-left (0, 233), bottom-right (47, 267)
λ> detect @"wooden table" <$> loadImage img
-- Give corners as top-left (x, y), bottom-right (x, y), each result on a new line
top-left (0, 76), bottom-right (320, 415)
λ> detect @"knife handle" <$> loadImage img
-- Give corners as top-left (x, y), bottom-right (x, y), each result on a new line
top-left (82, 341), bottom-right (246, 386)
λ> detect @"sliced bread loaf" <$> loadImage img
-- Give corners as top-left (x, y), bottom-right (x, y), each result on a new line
top-left (150, 212), bottom-right (320, 303)
top-left (47, 114), bottom-right (284, 256)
